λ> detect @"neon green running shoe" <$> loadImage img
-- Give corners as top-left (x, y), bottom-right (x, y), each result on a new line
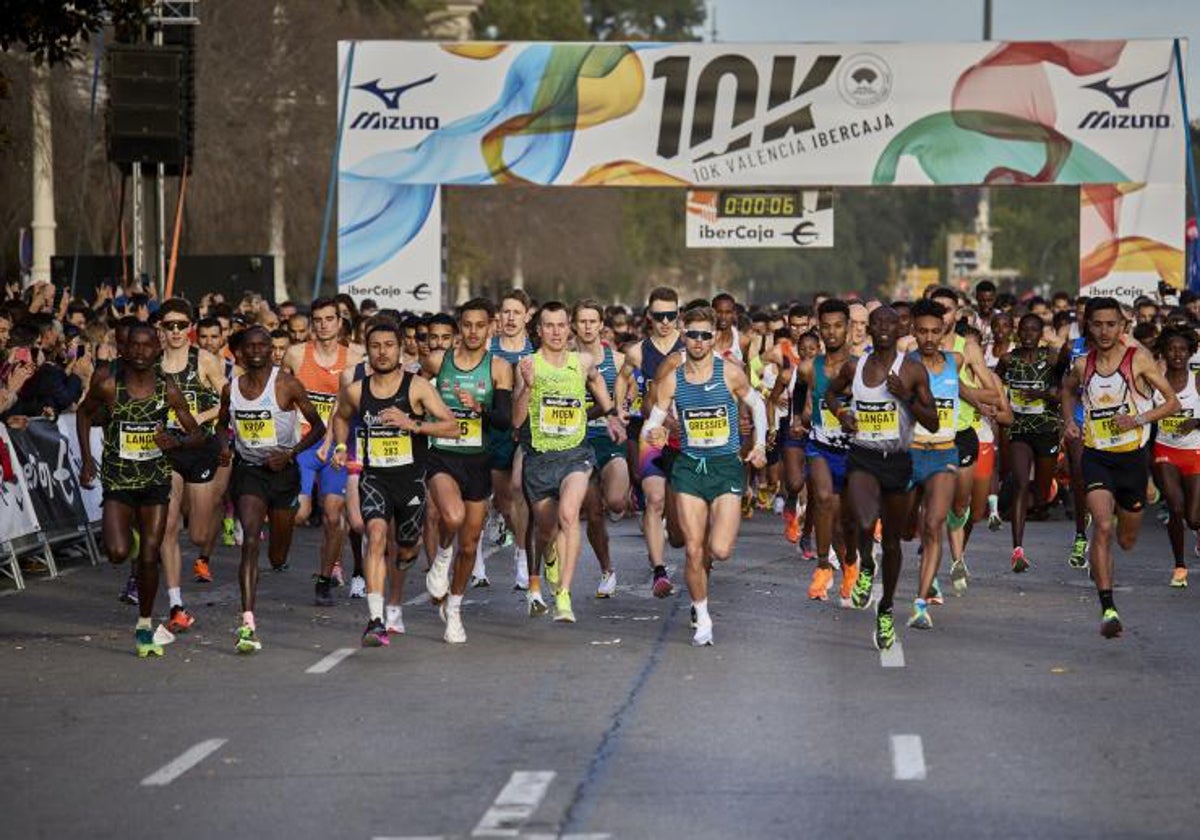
top-left (221, 517), bottom-right (236, 547)
top-left (850, 568), bottom-right (874, 610)
top-left (553, 589), bottom-right (575, 623)
top-left (135, 627), bottom-right (163, 658)
top-left (544, 543), bottom-right (561, 591)
top-left (1100, 608), bottom-right (1122, 639)
top-left (874, 610), bottom-right (897, 650)
top-left (1068, 535), bottom-right (1089, 569)
top-left (235, 624), bottom-right (262, 654)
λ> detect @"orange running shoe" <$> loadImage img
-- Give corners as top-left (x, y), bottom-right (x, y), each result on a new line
top-left (783, 509), bottom-right (800, 543)
top-left (839, 563), bottom-right (859, 601)
top-left (192, 558), bottom-right (212, 583)
top-left (166, 606), bottom-right (195, 633)
top-left (807, 566), bottom-right (833, 600)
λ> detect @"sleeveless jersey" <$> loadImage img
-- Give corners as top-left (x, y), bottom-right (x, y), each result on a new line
top-left (1158, 372), bottom-right (1200, 451)
top-left (433, 350), bottom-right (493, 454)
top-left (851, 353), bottom-right (913, 453)
top-left (1082, 347), bottom-right (1149, 452)
top-left (1004, 347), bottom-right (1060, 436)
top-left (359, 372), bottom-right (425, 471)
top-left (674, 356), bottom-right (740, 458)
top-left (529, 351), bottom-right (588, 452)
top-left (297, 342), bottom-right (348, 433)
top-left (161, 347), bottom-right (218, 432)
top-left (489, 334), bottom-right (534, 367)
top-left (1070, 336), bottom-right (1089, 426)
top-left (911, 351), bottom-right (958, 446)
top-left (102, 373), bottom-right (172, 490)
top-left (641, 334), bottom-right (684, 381)
top-left (230, 368), bottom-right (300, 465)
top-left (585, 345), bottom-right (618, 442)
top-left (811, 353), bottom-right (852, 449)
top-left (627, 366), bottom-right (646, 417)
top-left (952, 335), bottom-right (978, 431)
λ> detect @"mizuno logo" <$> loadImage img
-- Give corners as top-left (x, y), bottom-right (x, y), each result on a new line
top-left (1077, 111), bottom-right (1169, 130)
top-left (1083, 71), bottom-right (1168, 109)
top-left (353, 75), bottom-right (436, 110)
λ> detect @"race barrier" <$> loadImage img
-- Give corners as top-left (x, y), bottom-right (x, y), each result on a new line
top-left (0, 415), bottom-right (103, 591)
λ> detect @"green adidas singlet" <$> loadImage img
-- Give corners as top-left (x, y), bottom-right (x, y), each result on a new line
top-left (433, 349), bottom-right (494, 454)
top-left (529, 351), bottom-right (588, 453)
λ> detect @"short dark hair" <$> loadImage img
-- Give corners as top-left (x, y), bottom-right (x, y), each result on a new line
top-left (974, 280), bottom-right (997, 295)
top-left (817, 299), bottom-right (850, 319)
top-left (501, 289), bottom-right (532, 310)
top-left (1084, 296), bottom-right (1122, 321)
top-left (196, 316), bottom-right (222, 332)
top-left (270, 328), bottom-right (290, 340)
top-left (684, 306), bottom-right (716, 327)
top-left (571, 298), bottom-right (605, 322)
top-left (458, 297), bottom-right (496, 320)
top-left (158, 297), bottom-right (193, 321)
top-left (910, 299), bottom-right (946, 322)
top-left (787, 303), bottom-right (813, 320)
top-left (366, 322), bottom-right (401, 343)
top-left (711, 292), bottom-right (736, 307)
top-left (928, 286), bottom-right (958, 306)
top-left (310, 297), bottom-right (338, 316)
top-left (426, 313), bottom-right (456, 331)
top-left (647, 286), bottom-right (677, 306)
top-left (538, 301), bottom-right (568, 322)
top-left (1155, 325), bottom-right (1199, 358)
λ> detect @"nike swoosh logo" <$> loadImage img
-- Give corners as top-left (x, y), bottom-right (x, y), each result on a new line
top-left (703, 383), bottom-right (718, 391)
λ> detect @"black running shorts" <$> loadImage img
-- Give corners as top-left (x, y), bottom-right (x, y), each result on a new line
top-left (166, 435), bottom-right (221, 484)
top-left (360, 469), bottom-right (426, 546)
top-left (426, 449), bottom-right (492, 502)
top-left (847, 446), bottom-right (912, 495)
top-left (231, 459), bottom-right (300, 511)
top-left (1082, 446), bottom-right (1148, 512)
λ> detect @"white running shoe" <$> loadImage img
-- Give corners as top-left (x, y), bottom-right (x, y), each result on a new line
top-left (444, 607), bottom-right (466, 643)
top-left (349, 575), bottom-right (366, 599)
top-left (153, 624), bottom-right (176, 646)
top-left (233, 520), bottom-right (244, 547)
top-left (596, 569), bottom-right (617, 598)
top-left (527, 590), bottom-right (548, 617)
top-left (426, 546), bottom-right (452, 601)
top-left (513, 551), bottom-right (530, 591)
top-left (385, 605), bottom-right (405, 635)
top-left (692, 614), bottom-right (714, 646)
top-left (772, 495), bottom-right (785, 515)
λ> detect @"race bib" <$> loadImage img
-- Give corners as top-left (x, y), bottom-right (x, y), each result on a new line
top-left (441, 408), bottom-right (483, 449)
top-left (118, 421), bottom-right (161, 461)
top-left (681, 406), bottom-right (731, 449)
top-left (855, 400), bottom-right (900, 442)
top-left (234, 409), bottom-right (278, 448)
top-left (820, 406), bottom-right (843, 433)
top-left (538, 395), bottom-right (584, 436)
top-left (1159, 410), bottom-right (1193, 441)
top-left (1009, 381), bottom-right (1045, 415)
top-left (585, 395), bottom-right (607, 428)
top-left (367, 426), bottom-right (413, 468)
top-left (934, 397), bottom-right (956, 430)
top-left (1086, 406), bottom-right (1138, 450)
top-left (166, 390), bottom-right (200, 430)
top-left (309, 392), bottom-right (336, 423)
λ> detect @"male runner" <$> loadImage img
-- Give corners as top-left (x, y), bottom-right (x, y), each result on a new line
top-left (641, 306), bottom-right (768, 646)
top-left (421, 300), bottom-right (514, 643)
top-left (1062, 297), bottom-right (1179, 637)
top-left (77, 323), bottom-right (207, 656)
top-left (615, 287), bottom-right (684, 597)
top-left (331, 322), bottom-right (459, 646)
top-left (220, 326), bottom-right (325, 653)
top-left (513, 302), bottom-right (626, 622)
top-left (825, 307), bottom-right (938, 651)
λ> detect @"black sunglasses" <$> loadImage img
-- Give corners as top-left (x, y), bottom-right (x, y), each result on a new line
top-left (162, 321), bottom-right (190, 332)
top-left (649, 310), bottom-right (678, 322)
top-left (684, 329), bottom-right (714, 341)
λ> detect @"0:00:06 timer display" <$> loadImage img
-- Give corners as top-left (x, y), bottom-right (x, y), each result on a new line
top-left (717, 191), bottom-right (802, 218)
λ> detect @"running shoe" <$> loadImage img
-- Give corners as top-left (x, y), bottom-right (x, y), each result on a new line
top-left (907, 599), bottom-right (932, 630)
top-left (471, 574), bottom-right (491, 588)
top-left (756, 483), bottom-right (773, 511)
top-left (783, 509), bottom-right (800, 543)
top-left (926, 578), bottom-right (944, 606)
top-left (690, 606), bottom-right (698, 629)
top-left (987, 510), bottom-right (1002, 531)
top-left (554, 590), bottom-right (576, 623)
top-left (1156, 505), bottom-right (1171, 525)
top-left (839, 563), bottom-right (859, 606)
top-left (1170, 567), bottom-right (1188, 588)
top-left (135, 627), bottom-right (164, 658)
top-left (349, 575), bottom-right (366, 599)
top-left (850, 568), bottom-right (874, 610)
top-left (692, 613), bottom-right (714, 646)
top-left (798, 535), bottom-right (816, 561)
top-left (741, 494), bottom-right (754, 519)
top-left (361, 618), bottom-right (389, 647)
top-left (444, 607), bottom-right (467, 643)
top-left (386, 605), bottom-right (405, 635)
top-left (314, 577), bottom-right (335, 607)
top-left (1068, 535), bottom-right (1089, 569)
top-left (221, 517), bottom-right (236, 547)
top-left (1011, 546), bottom-right (1030, 574)
top-left (331, 562), bottom-right (345, 587)
top-left (543, 544), bottom-right (561, 591)
top-left (166, 606), bottom-right (195, 634)
top-left (192, 558), bottom-right (212, 583)
top-left (119, 574), bottom-right (139, 605)
top-left (1100, 608), bottom-right (1123, 639)
top-left (773, 495), bottom-right (786, 515)
top-left (807, 566), bottom-right (833, 601)
top-left (950, 558), bottom-right (969, 593)
top-left (513, 552), bottom-right (529, 591)
top-left (270, 561), bottom-right (289, 572)
top-left (652, 571), bottom-right (674, 599)
top-left (235, 624), bottom-right (261, 654)
top-left (233, 520), bottom-right (244, 546)
top-left (596, 570), bottom-right (617, 598)
top-left (873, 610), bottom-right (897, 651)
top-left (528, 590), bottom-right (549, 617)
top-left (152, 624), bottom-right (176, 647)
top-left (426, 547), bottom-right (452, 601)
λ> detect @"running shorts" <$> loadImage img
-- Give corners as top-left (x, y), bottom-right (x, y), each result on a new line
top-left (1153, 443), bottom-right (1200, 477)
top-left (588, 434), bottom-right (625, 471)
top-left (425, 449), bottom-right (493, 502)
top-left (955, 428), bottom-right (979, 469)
top-left (1082, 446), bottom-right (1148, 512)
top-left (847, 446), bottom-right (913, 495)
top-left (638, 439), bottom-right (667, 481)
top-left (910, 447), bottom-right (958, 486)
top-left (297, 443), bottom-right (347, 498)
top-left (488, 428), bottom-right (518, 472)
top-left (669, 452), bottom-right (743, 503)
top-left (103, 483), bottom-right (172, 508)
top-left (165, 435), bottom-right (221, 484)
top-left (231, 460), bottom-right (300, 511)
top-left (976, 441), bottom-right (996, 478)
top-left (360, 469), bottom-right (426, 546)
top-left (522, 445), bottom-right (593, 503)
top-left (1009, 431), bottom-right (1062, 460)
top-left (805, 438), bottom-right (849, 494)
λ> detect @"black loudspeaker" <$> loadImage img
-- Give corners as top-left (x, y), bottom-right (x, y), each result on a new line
top-left (106, 44), bottom-right (187, 167)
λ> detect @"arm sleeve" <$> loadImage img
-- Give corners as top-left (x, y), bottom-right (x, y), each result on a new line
top-left (487, 388), bottom-right (513, 432)
top-left (640, 405), bottom-right (669, 439)
top-left (743, 389), bottom-right (768, 449)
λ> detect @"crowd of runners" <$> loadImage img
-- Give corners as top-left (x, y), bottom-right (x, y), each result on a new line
top-left (58, 279), bottom-right (1200, 656)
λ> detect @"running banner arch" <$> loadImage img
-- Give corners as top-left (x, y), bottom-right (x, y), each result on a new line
top-left (336, 39), bottom-right (1187, 308)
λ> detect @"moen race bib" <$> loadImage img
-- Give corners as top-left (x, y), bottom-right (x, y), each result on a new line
top-left (538, 395), bottom-right (583, 436)
top-left (309, 392), bottom-right (336, 424)
top-left (441, 408), bottom-right (483, 448)
top-left (166, 390), bottom-right (200, 430)
top-left (855, 400), bottom-right (900, 441)
top-left (118, 421), bottom-right (161, 461)
top-left (681, 406), bottom-right (731, 448)
top-left (1086, 406), bottom-right (1138, 450)
top-left (366, 426), bottom-right (413, 467)
top-left (1009, 381), bottom-right (1045, 415)
top-left (235, 409), bottom-right (278, 448)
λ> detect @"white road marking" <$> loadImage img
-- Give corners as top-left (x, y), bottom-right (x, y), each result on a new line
top-left (404, 592), bottom-right (431, 607)
top-left (471, 770), bottom-right (557, 837)
top-left (305, 647), bottom-right (356, 674)
top-left (880, 642), bottom-right (905, 668)
top-left (372, 836), bottom-right (445, 840)
top-left (140, 738), bottom-right (227, 786)
top-left (890, 734), bottom-right (927, 780)
top-left (526, 835), bottom-right (611, 840)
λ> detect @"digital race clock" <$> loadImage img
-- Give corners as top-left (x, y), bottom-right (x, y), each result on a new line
top-left (716, 191), bottom-right (803, 218)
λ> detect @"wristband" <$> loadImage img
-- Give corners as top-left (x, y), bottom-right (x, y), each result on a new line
top-left (334, 443), bottom-right (348, 453)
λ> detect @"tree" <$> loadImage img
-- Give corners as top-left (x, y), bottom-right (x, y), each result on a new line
top-left (584, 0), bottom-right (705, 41)
top-left (473, 0), bottom-right (590, 41)
top-left (0, 0), bottom-right (150, 65)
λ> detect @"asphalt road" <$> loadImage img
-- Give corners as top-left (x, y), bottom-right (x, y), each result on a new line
top-left (2, 507), bottom-right (1198, 839)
